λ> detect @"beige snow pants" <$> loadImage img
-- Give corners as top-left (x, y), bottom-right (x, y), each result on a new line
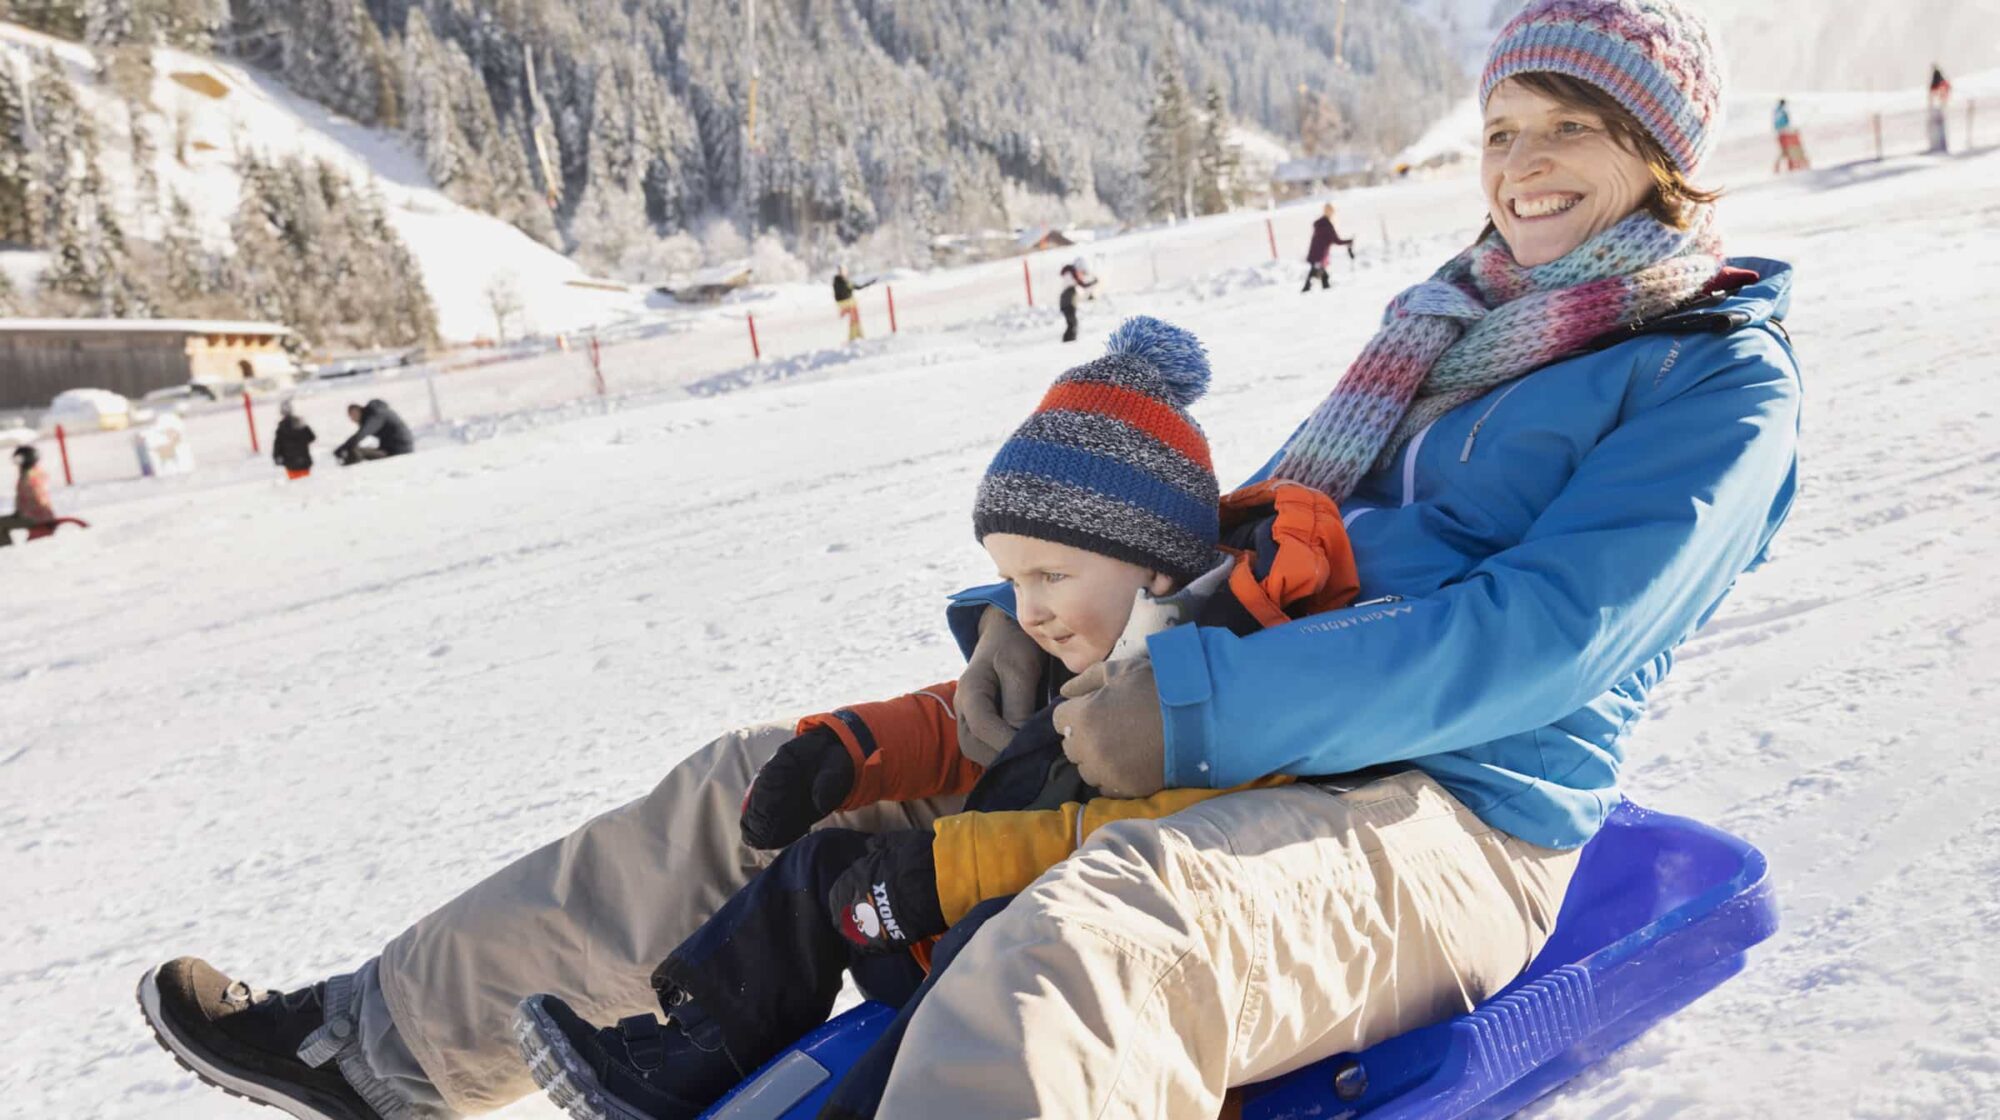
top-left (376, 722), bottom-right (960, 1114)
top-left (876, 770), bottom-right (1581, 1118)
top-left (379, 728), bottom-right (1575, 1116)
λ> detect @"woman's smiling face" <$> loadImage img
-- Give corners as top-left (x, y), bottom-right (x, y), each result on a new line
top-left (1481, 77), bottom-right (1655, 267)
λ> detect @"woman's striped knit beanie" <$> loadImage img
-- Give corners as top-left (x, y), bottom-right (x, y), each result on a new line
top-left (1481, 0), bottom-right (1722, 174)
top-left (974, 317), bottom-right (1219, 583)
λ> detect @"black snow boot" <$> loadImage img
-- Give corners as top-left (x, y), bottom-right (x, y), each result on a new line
top-left (515, 994), bottom-right (746, 1120)
top-left (139, 957), bottom-right (383, 1119)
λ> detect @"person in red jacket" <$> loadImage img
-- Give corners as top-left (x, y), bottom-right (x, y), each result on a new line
top-left (0, 445), bottom-right (56, 547)
top-left (1302, 202), bottom-right (1355, 291)
top-left (511, 318), bottom-right (1361, 1120)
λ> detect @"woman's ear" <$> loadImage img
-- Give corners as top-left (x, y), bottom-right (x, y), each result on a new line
top-left (1147, 570), bottom-right (1177, 597)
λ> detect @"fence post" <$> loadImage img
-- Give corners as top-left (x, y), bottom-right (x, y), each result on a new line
top-left (886, 284), bottom-right (898, 334)
top-left (1265, 217), bottom-right (1278, 261)
top-left (1872, 112), bottom-right (1883, 161)
top-left (1022, 258), bottom-right (1034, 308)
top-left (746, 313), bottom-right (762, 360)
top-left (427, 372), bottom-right (444, 423)
top-left (55, 424), bottom-right (72, 485)
top-left (588, 336), bottom-right (606, 395)
top-left (242, 391), bottom-right (260, 453)
top-left (1378, 215), bottom-right (1390, 250)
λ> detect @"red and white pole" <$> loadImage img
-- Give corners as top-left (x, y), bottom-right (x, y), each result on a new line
top-left (54, 425), bottom-right (73, 485)
top-left (1265, 217), bottom-right (1278, 261)
top-left (1872, 112), bottom-right (1883, 161)
top-left (746, 313), bottom-right (762, 360)
top-left (589, 336), bottom-right (606, 396)
top-left (1022, 259), bottom-right (1034, 308)
top-left (886, 285), bottom-right (899, 334)
top-left (242, 392), bottom-right (260, 453)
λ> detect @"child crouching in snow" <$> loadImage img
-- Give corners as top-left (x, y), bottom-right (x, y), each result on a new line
top-left (514, 318), bottom-right (1362, 1120)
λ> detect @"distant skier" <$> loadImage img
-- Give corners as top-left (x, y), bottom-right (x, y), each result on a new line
top-left (1771, 99), bottom-right (1809, 173)
top-left (1302, 203), bottom-right (1355, 292)
top-left (0, 445), bottom-right (55, 547)
top-left (272, 400), bottom-right (316, 480)
top-left (333, 399), bottom-right (413, 465)
top-left (1058, 259), bottom-right (1096, 342)
top-left (832, 266), bottom-right (874, 343)
top-left (1926, 64), bottom-right (1952, 154)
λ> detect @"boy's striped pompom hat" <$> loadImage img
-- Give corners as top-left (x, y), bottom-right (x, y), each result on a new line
top-left (974, 317), bottom-right (1220, 582)
top-left (1481, 0), bottom-right (1723, 175)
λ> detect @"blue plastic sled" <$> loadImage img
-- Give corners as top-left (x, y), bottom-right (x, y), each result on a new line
top-left (696, 800), bottom-right (1777, 1120)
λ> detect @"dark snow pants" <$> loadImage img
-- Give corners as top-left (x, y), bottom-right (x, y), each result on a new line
top-left (1303, 264), bottom-right (1331, 290)
top-left (651, 828), bottom-right (928, 1082)
top-left (816, 895), bottom-right (1014, 1119)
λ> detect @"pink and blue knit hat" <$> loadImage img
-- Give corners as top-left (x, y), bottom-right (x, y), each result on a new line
top-left (973, 317), bottom-right (1219, 582)
top-left (1480, 0), bottom-right (1722, 174)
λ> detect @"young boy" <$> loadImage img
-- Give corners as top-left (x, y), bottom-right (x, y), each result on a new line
top-left (513, 318), bottom-right (1360, 1120)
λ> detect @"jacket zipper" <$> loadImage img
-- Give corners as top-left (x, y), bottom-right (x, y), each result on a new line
top-left (1400, 419), bottom-right (1436, 507)
top-left (1458, 381), bottom-right (1527, 463)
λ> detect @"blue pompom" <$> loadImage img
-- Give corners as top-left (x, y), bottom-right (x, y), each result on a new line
top-left (1104, 316), bottom-right (1211, 408)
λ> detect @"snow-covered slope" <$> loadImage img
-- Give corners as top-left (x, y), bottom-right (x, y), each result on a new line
top-left (0, 21), bottom-right (648, 342)
top-left (3, 130), bottom-right (1999, 1117)
top-left (1403, 0), bottom-right (2000, 164)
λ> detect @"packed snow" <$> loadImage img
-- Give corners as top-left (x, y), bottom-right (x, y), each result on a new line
top-left (6, 81), bottom-right (2000, 1120)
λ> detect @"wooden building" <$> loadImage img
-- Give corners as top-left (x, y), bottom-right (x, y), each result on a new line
top-left (0, 319), bottom-right (297, 409)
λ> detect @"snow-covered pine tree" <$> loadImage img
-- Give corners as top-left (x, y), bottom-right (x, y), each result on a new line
top-left (1142, 59), bottom-right (1196, 221)
top-left (10, 0), bottom-right (86, 41)
top-left (160, 190), bottom-right (212, 300)
top-left (0, 59), bottom-right (36, 247)
top-left (1194, 83), bottom-right (1243, 216)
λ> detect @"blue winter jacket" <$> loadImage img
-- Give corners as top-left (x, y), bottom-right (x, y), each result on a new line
top-left (948, 258), bottom-right (1803, 850)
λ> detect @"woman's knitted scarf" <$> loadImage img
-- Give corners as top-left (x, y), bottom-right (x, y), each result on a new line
top-left (1271, 206), bottom-right (1724, 501)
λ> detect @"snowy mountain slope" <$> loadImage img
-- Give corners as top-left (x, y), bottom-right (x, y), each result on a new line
top-left (1402, 0), bottom-right (2000, 165)
top-left (0, 20), bottom-right (648, 342)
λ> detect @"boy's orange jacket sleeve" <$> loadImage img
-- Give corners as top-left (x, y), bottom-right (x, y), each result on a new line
top-left (795, 681), bottom-right (983, 808)
top-left (930, 776), bottom-right (1292, 925)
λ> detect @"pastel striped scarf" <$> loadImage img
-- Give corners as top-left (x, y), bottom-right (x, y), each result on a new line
top-left (1271, 206), bottom-right (1723, 501)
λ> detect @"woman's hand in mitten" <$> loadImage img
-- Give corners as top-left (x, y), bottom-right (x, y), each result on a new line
top-left (739, 727), bottom-right (855, 850)
top-left (956, 606), bottom-right (1044, 765)
top-left (827, 830), bottom-right (945, 954)
top-left (1053, 659), bottom-right (1167, 798)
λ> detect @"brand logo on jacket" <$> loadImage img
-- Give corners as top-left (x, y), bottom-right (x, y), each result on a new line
top-left (1299, 604), bottom-right (1414, 634)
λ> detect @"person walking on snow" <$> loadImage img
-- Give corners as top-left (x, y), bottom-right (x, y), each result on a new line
top-left (1927, 64), bottom-right (1953, 154)
top-left (512, 319), bottom-right (1362, 1120)
top-left (1057, 259), bottom-right (1096, 342)
top-left (273, 400), bottom-right (316, 480)
top-left (137, 3), bottom-right (1803, 1116)
top-left (1303, 202), bottom-right (1356, 290)
top-left (334, 400), bottom-right (413, 466)
top-left (832, 266), bottom-right (874, 343)
top-left (0, 445), bottom-right (56, 547)
top-left (1771, 98), bottom-right (1809, 173)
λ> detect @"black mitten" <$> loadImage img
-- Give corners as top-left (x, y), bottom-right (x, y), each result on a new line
top-left (827, 830), bottom-right (945, 954)
top-left (739, 727), bottom-right (855, 850)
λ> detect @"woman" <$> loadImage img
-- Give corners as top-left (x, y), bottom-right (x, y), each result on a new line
top-left (138, 1), bottom-right (1801, 1117)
